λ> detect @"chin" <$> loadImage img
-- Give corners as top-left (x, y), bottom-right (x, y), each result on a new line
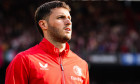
top-left (61, 36), bottom-right (71, 43)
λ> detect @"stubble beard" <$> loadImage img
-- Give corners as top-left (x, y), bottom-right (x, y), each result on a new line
top-left (47, 24), bottom-right (71, 43)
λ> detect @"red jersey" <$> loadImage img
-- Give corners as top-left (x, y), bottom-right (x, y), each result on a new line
top-left (5, 38), bottom-right (89, 84)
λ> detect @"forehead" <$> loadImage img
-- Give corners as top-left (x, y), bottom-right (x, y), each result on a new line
top-left (50, 7), bottom-right (71, 16)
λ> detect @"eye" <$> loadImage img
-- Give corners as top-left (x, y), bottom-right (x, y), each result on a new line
top-left (57, 16), bottom-right (65, 19)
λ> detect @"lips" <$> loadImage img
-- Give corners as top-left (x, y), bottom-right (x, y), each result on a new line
top-left (65, 28), bottom-right (71, 31)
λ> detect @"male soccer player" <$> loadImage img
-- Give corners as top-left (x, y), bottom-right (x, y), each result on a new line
top-left (5, 1), bottom-right (89, 84)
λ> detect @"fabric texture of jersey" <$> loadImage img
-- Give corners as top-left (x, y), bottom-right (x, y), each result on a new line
top-left (5, 38), bottom-right (89, 84)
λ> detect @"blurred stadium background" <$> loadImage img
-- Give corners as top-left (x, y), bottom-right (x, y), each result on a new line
top-left (1, 0), bottom-right (140, 84)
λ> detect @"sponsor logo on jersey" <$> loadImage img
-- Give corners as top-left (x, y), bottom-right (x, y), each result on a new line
top-left (73, 65), bottom-right (82, 76)
top-left (39, 62), bottom-right (49, 70)
top-left (71, 76), bottom-right (83, 83)
top-left (71, 66), bottom-right (83, 83)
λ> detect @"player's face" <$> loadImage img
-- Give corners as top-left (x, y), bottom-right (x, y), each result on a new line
top-left (47, 7), bottom-right (72, 43)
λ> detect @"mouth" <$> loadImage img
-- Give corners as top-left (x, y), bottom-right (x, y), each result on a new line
top-left (64, 28), bottom-right (71, 31)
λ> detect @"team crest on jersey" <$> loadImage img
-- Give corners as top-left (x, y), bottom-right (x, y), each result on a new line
top-left (73, 65), bottom-right (82, 76)
top-left (39, 62), bottom-right (49, 70)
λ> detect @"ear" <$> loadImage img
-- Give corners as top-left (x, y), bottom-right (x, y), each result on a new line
top-left (38, 20), bottom-right (48, 30)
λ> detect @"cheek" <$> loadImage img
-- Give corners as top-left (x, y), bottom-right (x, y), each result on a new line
top-left (53, 20), bottom-right (64, 27)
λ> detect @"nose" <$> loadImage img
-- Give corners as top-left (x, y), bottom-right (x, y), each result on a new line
top-left (65, 18), bottom-right (72, 26)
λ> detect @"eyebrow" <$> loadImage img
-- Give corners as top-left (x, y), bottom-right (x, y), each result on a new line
top-left (57, 14), bottom-right (71, 19)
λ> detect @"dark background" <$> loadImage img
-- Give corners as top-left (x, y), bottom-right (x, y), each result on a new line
top-left (1, 0), bottom-right (140, 84)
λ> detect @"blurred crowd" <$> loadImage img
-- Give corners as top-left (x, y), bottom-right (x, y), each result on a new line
top-left (0, 0), bottom-right (140, 84)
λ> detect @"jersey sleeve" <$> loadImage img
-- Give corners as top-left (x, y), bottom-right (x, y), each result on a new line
top-left (5, 52), bottom-right (30, 84)
top-left (84, 63), bottom-right (90, 84)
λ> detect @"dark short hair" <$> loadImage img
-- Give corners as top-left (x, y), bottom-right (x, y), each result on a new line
top-left (35, 1), bottom-right (71, 37)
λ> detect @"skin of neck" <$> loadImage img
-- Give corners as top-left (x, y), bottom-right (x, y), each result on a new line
top-left (44, 34), bottom-right (66, 53)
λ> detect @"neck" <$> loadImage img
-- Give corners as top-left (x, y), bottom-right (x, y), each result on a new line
top-left (44, 37), bottom-right (66, 53)
top-left (53, 42), bottom-right (66, 53)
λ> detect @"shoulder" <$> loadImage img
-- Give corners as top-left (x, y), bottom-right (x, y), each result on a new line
top-left (23, 44), bottom-right (40, 55)
top-left (68, 50), bottom-right (88, 65)
top-left (6, 45), bottom-right (40, 69)
top-left (11, 45), bottom-right (40, 62)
